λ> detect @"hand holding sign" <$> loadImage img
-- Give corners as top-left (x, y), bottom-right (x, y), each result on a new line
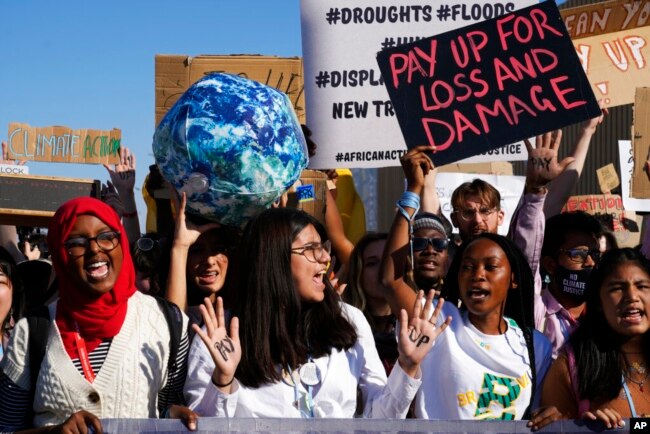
top-left (399, 145), bottom-right (435, 194)
top-left (524, 130), bottom-right (575, 194)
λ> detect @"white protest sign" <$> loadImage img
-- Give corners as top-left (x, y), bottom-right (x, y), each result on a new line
top-left (619, 139), bottom-right (650, 211)
top-left (0, 164), bottom-right (29, 175)
top-left (459, 141), bottom-right (528, 163)
top-left (300, 0), bottom-right (535, 169)
top-left (436, 171), bottom-right (525, 235)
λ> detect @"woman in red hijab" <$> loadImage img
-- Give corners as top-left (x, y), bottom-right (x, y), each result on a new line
top-left (0, 197), bottom-right (196, 432)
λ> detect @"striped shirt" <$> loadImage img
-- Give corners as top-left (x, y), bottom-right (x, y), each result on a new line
top-left (0, 333), bottom-right (189, 431)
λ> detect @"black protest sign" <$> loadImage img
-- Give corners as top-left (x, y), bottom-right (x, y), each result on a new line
top-left (376, 0), bottom-right (600, 166)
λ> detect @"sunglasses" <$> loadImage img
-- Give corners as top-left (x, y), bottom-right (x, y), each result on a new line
top-left (558, 248), bottom-right (601, 265)
top-left (136, 237), bottom-right (163, 252)
top-left (411, 237), bottom-right (449, 252)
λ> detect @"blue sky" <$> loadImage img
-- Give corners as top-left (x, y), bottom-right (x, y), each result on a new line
top-left (0, 0), bottom-right (565, 230)
top-left (0, 0), bottom-right (302, 229)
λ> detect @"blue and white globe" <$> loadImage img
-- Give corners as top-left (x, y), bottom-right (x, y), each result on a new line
top-left (153, 73), bottom-right (308, 226)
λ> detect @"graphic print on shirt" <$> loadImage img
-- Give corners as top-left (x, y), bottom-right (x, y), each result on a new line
top-left (468, 372), bottom-right (529, 420)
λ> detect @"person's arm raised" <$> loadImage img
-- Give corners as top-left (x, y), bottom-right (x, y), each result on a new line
top-left (381, 145), bottom-right (433, 317)
top-left (166, 192), bottom-right (219, 311)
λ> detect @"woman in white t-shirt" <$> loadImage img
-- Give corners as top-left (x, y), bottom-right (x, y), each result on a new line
top-left (381, 146), bottom-right (553, 421)
top-left (184, 207), bottom-right (448, 418)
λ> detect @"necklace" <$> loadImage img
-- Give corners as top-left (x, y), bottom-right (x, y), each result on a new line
top-left (625, 371), bottom-right (650, 393)
top-left (629, 361), bottom-right (647, 376)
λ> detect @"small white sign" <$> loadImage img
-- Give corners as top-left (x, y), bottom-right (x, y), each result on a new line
top-left (436, 171), bottom-right (525, 235)
top-left (0, 164), bottom-right (29, 175)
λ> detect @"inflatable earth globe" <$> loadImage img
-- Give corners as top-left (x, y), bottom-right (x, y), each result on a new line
top-left (153, 73), bottom-right (308, 227)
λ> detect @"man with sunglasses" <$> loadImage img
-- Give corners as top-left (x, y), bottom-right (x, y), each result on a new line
top-left (537, 211), bottom-right (603, 358)
top-left (410, 213), bottom-right (453, 295)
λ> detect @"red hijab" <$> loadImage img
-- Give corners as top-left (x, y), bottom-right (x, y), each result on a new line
top-left (48, 197), bottom-right (136, 359)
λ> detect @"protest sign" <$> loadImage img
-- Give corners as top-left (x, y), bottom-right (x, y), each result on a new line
top-left (619, 139), bottom-right (650, 211)
top-left (632, 87), bottom-right (650, 198)
top-left (301, 0), bottom-right (535, 169)
top-left (562, 0), bottom-right (650, 39)
top-left (561, 0), bottom-right (650, 108)
top-left (435, 171), bottom-right (525, 235)
top-left (0, 174), bottom-right (100, 226)
top-left (7, 123), bottom-right (120, 164)
top-left (155, 55), bottom-right (305, 126)
top-left (376, 0), bottom-right (601, 166)
top-left (596, 163), bottom-right (619, 194)
top-left (562, 194), bottom-right (631, 232)
top-left (458, 141), bottom-right (527, 163)
top-left (0, 164), bottom-right (28, 176)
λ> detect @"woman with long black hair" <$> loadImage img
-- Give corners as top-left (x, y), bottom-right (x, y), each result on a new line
top-left (381, 146), bottom-right (552, 421)
top-left (185, 207), bottom-right (445, 418)
top-left (540, 248), bottom-right (650, 429)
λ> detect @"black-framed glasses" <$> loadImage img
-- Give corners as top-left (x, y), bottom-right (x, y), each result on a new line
top-left (412, 237), bottom-right (449, 252)
top-left (453, 207), bottom-right (497, 222)
top-left (136, 237), bottom-right (161, 252)
top-left (64, 231), bottom-right (121, 257)
top-left (558, 248), bottom-right (601, 265)
top-left (291, 240), bottom-right (331, 263)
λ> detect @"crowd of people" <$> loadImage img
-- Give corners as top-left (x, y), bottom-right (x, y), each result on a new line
top-left (0, 105), bottom-right (648, 433)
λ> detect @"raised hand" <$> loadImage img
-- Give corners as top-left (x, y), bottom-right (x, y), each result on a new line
top-left (0, 141), bottom-right (27, 166)
top-left (192, 297), bottom-right (241, 392)
top-left (397, 290), bottom-right (451, 378)
top-left (399, 145), bottom-right (435, 193)
top-left (101, 181), bottom-right (125, 217)
top-left (524, 130), bottom-right (575, 192)
top-left (103, 146), bottom-right (136, 194)
top-left (172, 192), bottom-right (219, 249)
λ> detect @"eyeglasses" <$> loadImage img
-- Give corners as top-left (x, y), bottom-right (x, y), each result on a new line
top-left (291, 240), bottom-right (331, 263)
top-left (64, 231), bottom-right (121, 257)
top-left (136, 237), bottom-right (161, 252)
top-left (558, 248), bottom-right (601, 265)
top-left (453, 207), bottom-right (498, 221)
top-left (412, 237), bottom-right (449, 252)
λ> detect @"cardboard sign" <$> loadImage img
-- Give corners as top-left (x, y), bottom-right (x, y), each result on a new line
top-left (301, 0), bottom-right (536, 169)
top-left (155, 55), bottom-right (305, 127)
top-left (435, 172), bottom-right (525, 235)
top-left (561, 0), bottom-right (650, 39)
top-left (286, 169), bottom-right (328, 226)
top-left (561, 1), bottom-right (650, 108)
top-left (562, 194), bottom-right (632, 232)
top-left (0, 174), bottom-right (100, 226)
top-left (596, 163), bottom-right (620, 193)
top-left (376, 1), bottom-right (601, 166)
top-left (632, 88), bottom-right (650, 198)
top-left (619, 139), bottom-right (650, 211)
top-left (7, 123), bottom-right (120, 164)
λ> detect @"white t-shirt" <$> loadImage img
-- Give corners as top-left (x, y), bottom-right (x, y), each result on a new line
top-left (415, 302), bottom-right (552, 420)
top-left (185, 302), bottom-right (421, 418)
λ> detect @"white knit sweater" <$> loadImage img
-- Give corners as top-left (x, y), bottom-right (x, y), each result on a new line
top-left (2, 291), bottom-right (186, 425)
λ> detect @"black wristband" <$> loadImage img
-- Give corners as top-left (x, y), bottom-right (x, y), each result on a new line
top-left (213, 377), bottom-right (234, 388)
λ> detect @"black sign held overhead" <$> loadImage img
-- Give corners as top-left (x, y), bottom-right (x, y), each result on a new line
top-left (376, 0), bottom-right (600, 166)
